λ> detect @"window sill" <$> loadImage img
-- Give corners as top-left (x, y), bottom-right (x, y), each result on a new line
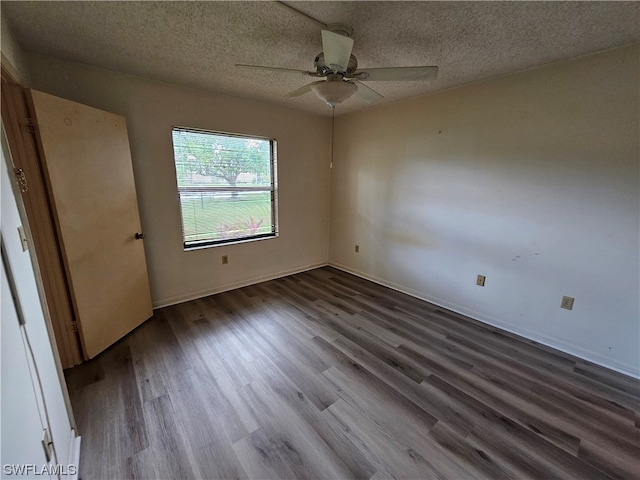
top-left (183, 232), bottom-right (279, 251)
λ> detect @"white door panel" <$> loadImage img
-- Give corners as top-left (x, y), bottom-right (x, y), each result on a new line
top-left (1, 260), bottom-right (53, 480)
top-left (1, 129), bottom-right (78, 478)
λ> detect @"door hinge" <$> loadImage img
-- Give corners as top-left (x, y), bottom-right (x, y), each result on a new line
top-left (14, 168), bottom-right (28, 192)
top-left (24, 117), bottom-right (36, 135)
top-left (42, 428), bottom-right (54, 463)
top-left (71, 321), bottom-right (79, 333)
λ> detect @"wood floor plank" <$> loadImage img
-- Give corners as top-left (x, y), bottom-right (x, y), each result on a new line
top-left (246, 355), bottom-right (377, 479)
top-left (401, 323), bottom-right (638, 430)
top-left (326, 398), bottom-right (474, 479)
top-left (449, 330), bottom-right (640, 414)
top-left (425, 374), bottom-right (617, 480)
top-left (66, 266), bottom-right (640, 479)
top-left (326, 335), bottom-right (475, 437)
top-left (125, 447), bottom-right (162, 480)
top-left (322, 364), bottom-right (438, 440)
top-left (577, 439), bottom-right (640, 480)
top-left (463, 430), bottom-right (566, 480)
top-left (468, 364), bottom-right (640, 462)
top-left (192, 440), bottom-right (249, 480)
top-left (233, 307), bottom-right (341, 412)
top-left (574, 362), bottom-right (640, 397)
top-left (165, 366), bottom-right (247, 447)
top-left (397, 342), bottom-right (584, 455)
top-left (234, 378), bottom-right (363, 479)
top-left (112, 345), bottom-right (149, 455)
top-left (431, 309), bottom-right (580, 373)
top-left (142, 394), bottom-right (201, 480)
top-left (426, 421), bottom-right (519, 480)
top-left (232, 431), bottom-right (296, 480)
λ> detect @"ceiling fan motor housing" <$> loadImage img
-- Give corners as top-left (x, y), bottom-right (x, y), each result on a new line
top-left (314, 53), bottom-right (359, 76)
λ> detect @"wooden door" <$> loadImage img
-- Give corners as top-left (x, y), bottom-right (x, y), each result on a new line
top-left (27, 89), bottom-right (153, 359)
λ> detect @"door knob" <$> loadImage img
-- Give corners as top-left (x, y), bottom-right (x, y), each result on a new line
top-left (135, 232), bottom-right (145, 239)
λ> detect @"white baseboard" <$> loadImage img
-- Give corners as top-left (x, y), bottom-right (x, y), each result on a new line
top-left (329, 262), bottom-right (640, 380)
top-left (152, 261), bottom-right (329, 309)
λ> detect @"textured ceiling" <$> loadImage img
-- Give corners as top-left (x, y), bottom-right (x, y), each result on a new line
top-left (2, 1), bottom-right (639, 116)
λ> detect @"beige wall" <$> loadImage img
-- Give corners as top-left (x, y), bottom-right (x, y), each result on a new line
top-left (330, 45), bottom-right (640, 376)
top-left (25, 53), bottom-right (331, 307)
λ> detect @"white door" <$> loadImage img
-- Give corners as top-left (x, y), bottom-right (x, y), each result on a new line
top-left (1, 129), bottom-right (79, 478)
top-left (1, 260), bottom-right (53, 480)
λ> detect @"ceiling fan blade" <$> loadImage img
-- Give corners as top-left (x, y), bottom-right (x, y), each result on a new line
top-left (354, 81), bottom-right (384, 102)
top-left (321, 30), bottom-right (354, 73)
top-left (284, 81), bottom-right (324, 98)
top-left (276, 1), bottom-right (328, 29)
top-left (355, 66), bottom-right (439, 82)
top-left (236, 64), bottom-right (316, 76)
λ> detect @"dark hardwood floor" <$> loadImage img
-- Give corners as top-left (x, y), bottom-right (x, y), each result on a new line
top-left (65, 266), bottom-right (640, 479)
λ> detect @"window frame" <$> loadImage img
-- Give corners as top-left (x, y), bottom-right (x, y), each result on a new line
top-left (171, 126), bottom-right (279, 250)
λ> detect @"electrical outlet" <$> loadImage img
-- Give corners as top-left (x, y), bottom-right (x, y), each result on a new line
top-left (476, 275), bottom-right (486, 287)
top-left (221, 255), bottom-right (228, 265)
top-left (355, 244), bottom-right (360, 253)
top-left (561, 296), bottom-right (574, 310)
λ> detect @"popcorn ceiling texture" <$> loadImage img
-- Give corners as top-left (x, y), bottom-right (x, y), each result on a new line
top-left (2, 1), bottom-right (639, 116)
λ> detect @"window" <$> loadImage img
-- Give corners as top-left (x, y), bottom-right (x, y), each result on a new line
top-left (171, 127), bottom-right (278, 249)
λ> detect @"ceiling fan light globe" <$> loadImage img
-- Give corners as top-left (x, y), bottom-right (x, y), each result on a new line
top-left (311, 80), bottom-right (357, 107)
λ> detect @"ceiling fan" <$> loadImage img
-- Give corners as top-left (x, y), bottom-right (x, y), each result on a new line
top-left (236, 2), bottom-right (438, 108)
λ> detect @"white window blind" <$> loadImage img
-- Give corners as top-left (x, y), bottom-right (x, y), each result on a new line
top-left (171, 127), bottom-right (278, 248)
